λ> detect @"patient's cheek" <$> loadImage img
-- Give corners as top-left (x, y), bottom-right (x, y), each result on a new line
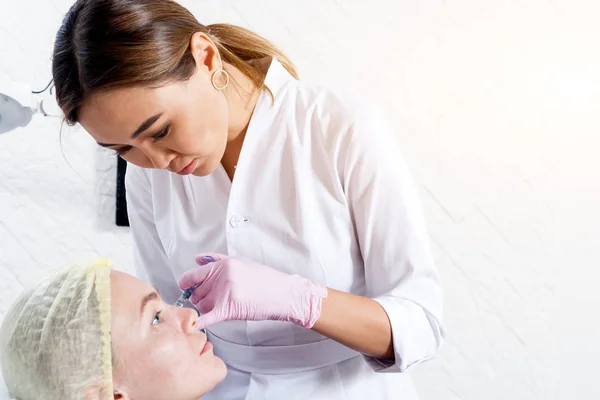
top-left (144, 337), bottom-right (190, 378)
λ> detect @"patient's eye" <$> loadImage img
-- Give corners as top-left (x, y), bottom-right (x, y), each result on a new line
top-left (152, 310), bottom-right (163, 326)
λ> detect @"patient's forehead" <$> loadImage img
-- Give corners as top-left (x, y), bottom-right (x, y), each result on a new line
top-left (110, 270), bottom-right (150, 293)
top-left (110, 270), bottom-right (154, 316)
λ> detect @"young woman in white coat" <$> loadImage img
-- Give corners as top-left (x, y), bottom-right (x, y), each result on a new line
top-left (52, 1), bottom-right (445, 399)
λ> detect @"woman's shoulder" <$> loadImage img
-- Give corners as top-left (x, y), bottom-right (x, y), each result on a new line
top-left (286, 79), bottom-right (385, 135)
top-left (266, 59), bottom-right (384, 130)
top-left (296, 79), bottom-right (364, 113)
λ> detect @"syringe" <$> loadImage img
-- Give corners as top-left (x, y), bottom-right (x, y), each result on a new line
top-left (173, 256), bottom-right (214, 308)
top-left (174, 283), bottom-right (205, 333)
top-left (173, 283), bottom-right (201, 307)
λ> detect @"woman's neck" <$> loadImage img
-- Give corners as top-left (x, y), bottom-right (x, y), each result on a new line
top-left (224, 59), bottom-right (270, 142)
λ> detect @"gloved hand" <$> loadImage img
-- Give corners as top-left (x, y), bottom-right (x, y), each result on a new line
top-left (178, 253), bottom-right (328, 331)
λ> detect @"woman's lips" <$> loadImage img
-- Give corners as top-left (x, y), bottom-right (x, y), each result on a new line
top-left (177, 160), bottom-right (196, 175)
top-left (200, 341), bottom-right (213, 355)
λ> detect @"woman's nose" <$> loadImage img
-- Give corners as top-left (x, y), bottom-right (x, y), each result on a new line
top-left (138, 142), bottom-right (174, 170)
top-left (180, 307), bottom-right (199, 333)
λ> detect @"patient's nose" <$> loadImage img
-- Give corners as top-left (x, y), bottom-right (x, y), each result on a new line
top-left (181, 307), bottom-right (199, 333)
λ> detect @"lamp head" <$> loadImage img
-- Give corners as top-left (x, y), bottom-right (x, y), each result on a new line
top-left (0, 81), bottom-right (36, 134)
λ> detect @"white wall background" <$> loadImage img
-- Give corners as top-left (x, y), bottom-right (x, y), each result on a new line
top-left (1, 0), bottom-right (599, 399)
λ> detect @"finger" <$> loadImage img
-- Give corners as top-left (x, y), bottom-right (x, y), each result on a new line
top-left (177, 264), bottom-right (212, 290)
top-left (189, 270), bottom-right (224, 305)
top-left (179, 253), bottom-right (226, 290)
top-left (189, 288), bottom-right (216, 311)
top-left (196, 255), bottom-right (215, 266)
top-left (195, 253), bottom-right (228, 266)
top-left (196, 311), bottom-right (222, 331)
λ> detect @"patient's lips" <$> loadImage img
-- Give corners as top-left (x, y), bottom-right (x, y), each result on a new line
top-left (200, 341), bottom-right (213, 355)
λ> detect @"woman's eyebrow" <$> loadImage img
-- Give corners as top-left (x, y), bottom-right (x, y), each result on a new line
top-left (96, 112), bottom-right (164, 147)
top-left (130, 113), bottom-right (163, 139)
top-left (97, 142), bottom-right (118, 148)
top-left (140, 291), bottom-right (159, 315)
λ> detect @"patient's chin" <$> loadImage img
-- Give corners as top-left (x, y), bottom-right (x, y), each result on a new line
top-left (201, 355), bottom-right (228, 393)
top-left (215, 356), bottom-right (227, 375)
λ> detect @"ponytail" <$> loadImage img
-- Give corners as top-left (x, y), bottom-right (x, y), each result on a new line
top-left (209, 23), bottom-right (298, 88)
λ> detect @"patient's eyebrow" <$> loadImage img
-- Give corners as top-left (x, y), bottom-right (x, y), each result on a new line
top-left (140, 291), bottom-right (159, 315)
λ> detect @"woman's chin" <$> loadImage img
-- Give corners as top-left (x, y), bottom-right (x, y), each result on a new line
top-left (196, 357), bottom-right (228, 397)
top-left (214, 356), bottom-right (228, 381)
top-left (191, 158), bottom-right (220, 177)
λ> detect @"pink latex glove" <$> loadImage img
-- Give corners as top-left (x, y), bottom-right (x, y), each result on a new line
top-left (178, 253), bottom-right (328, 331)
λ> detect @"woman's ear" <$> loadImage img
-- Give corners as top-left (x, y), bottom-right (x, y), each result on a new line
top-left (114, 389), bottom-right (131, 400)
top-left (83, 382), bottom-right (129, 400)
top-left (189, 31), bottom-right (220, 73)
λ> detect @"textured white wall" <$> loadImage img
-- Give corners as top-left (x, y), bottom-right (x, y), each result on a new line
top-left (1, 0), bottom-right (599, 399)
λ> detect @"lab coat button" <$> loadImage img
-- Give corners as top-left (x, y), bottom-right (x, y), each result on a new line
top-left (229, 216), bottom-right (241, 228)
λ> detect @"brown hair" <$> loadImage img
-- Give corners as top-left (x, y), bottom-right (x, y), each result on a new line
top-left (52, 0), bottom-right (297, 125)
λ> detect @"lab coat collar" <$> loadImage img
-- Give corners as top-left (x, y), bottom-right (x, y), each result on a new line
top-left (263, 57), bottom-right (296, 98)
top-left (227, 58), bottom-right (294, 181)
top-left (241, 58), bottom-right (295, 144)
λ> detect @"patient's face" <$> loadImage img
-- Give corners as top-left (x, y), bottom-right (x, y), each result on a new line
top-left (109, 271), bottom-right (226, 400)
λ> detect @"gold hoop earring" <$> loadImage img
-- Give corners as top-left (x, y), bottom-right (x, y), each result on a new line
top-left (211, 68), bottom-right (230, 91)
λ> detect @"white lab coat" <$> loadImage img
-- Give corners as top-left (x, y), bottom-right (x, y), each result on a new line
top-left (125, 59), bottom-right (444, 400)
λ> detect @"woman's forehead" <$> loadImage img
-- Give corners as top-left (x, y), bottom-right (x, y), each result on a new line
top-left (110, 270), bottom-right (154, 305)
top-left (82, 86), bottom-right (159, 119)
top-left (79, 87), bottom-right (167, 141)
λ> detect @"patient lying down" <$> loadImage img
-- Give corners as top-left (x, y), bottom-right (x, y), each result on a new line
top-left (0, 259), bottom-right (226, 400)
